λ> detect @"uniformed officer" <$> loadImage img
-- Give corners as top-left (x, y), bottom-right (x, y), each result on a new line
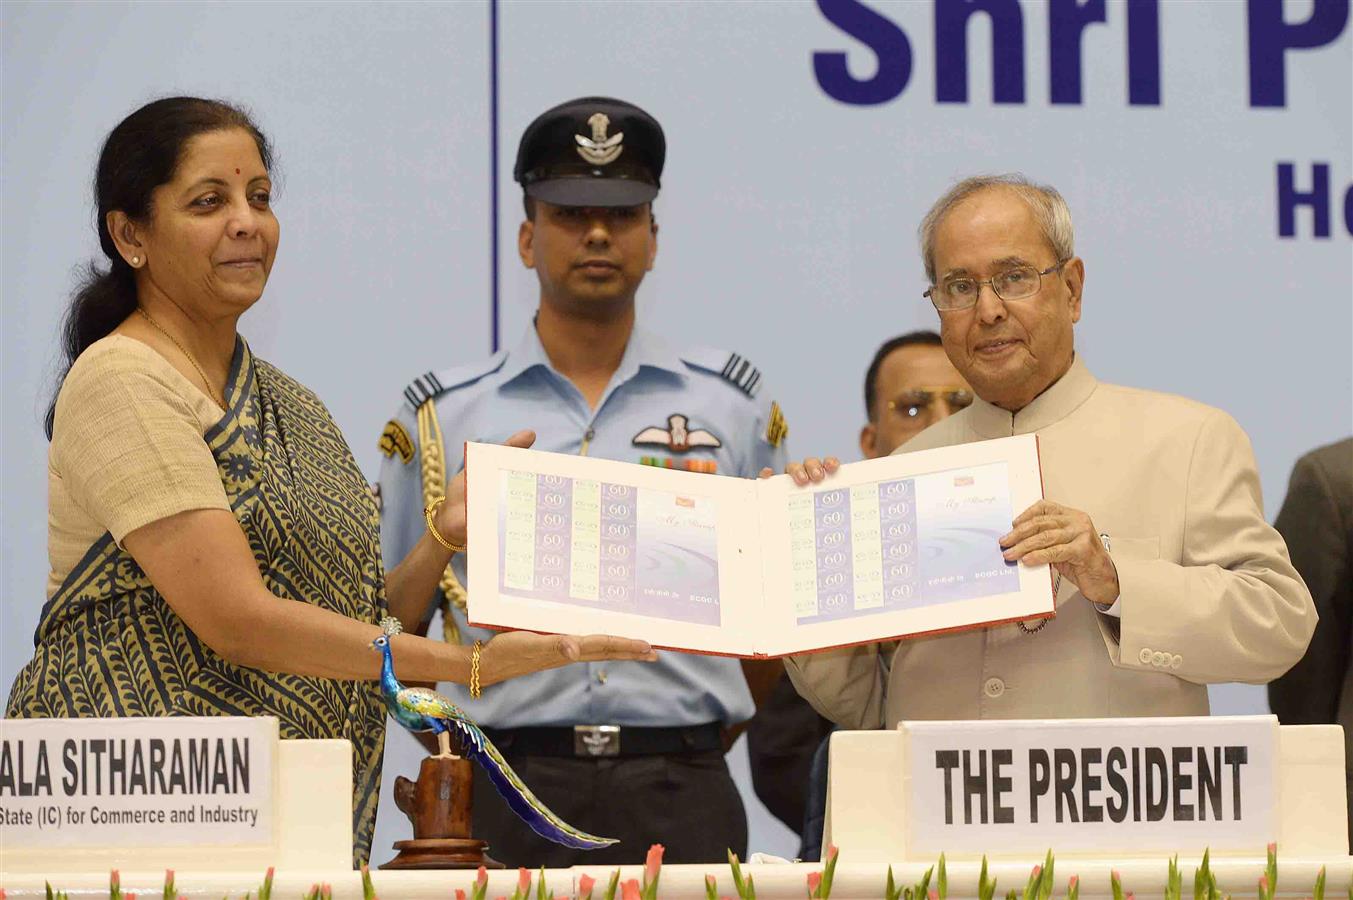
top-left (377, 96), bottom-right (788, 866)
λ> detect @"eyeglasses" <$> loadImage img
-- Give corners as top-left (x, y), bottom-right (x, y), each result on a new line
top-left (924, 261), bottom-right (1067, 311)
top-left (885, 387), bottom-right (974, 419)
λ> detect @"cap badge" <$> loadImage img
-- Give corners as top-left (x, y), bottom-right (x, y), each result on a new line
top-left (575, 112), bottom-right (624, 166)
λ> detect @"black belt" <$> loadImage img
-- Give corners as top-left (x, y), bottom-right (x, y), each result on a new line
top-left (482, 722), bottom-right (723, 758)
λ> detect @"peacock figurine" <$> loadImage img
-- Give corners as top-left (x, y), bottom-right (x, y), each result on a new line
top-left (370, 616), bottom-right (617, 851)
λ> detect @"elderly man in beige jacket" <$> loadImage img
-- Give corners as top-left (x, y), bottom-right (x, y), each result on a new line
top-left (781, 174), bottom-right (1316, 729)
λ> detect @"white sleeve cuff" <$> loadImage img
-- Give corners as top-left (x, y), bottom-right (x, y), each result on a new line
top-left (1094, 597), bottom-right (1122, 618)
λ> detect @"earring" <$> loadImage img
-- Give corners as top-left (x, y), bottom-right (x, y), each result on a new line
top-left (131, 256), bottom-right (140, 266)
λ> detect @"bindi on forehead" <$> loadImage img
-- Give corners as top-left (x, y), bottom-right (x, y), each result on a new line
top-left (235, 168), bottom-right (240, 175)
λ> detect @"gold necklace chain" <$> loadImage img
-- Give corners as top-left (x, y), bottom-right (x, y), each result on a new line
top-left (137, 307), bottom-right (227, 411)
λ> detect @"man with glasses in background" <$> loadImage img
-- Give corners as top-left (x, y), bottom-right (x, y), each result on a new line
top-left (857, 331), bottom-right (972, 459)
top-left (746, 330), bottom-right (969, 856)
top-left (784, 173), bottom-right (1315, 727)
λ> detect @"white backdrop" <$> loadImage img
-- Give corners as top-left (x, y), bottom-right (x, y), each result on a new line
top-left (2, 0), bottom-right (1349, 865)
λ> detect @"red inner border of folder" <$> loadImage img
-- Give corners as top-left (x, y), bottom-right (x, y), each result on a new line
top-left (464, 435), bottom-right (1056, 658)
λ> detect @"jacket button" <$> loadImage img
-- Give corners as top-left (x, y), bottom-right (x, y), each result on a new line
top-left (1152, 651), bottom-right (1166, 667)
top-left (983, 677), bottom-right (1005, 698)
top-left (1138, 648), bottom-right (1154, 665)
top-left (1171, 655), bottom-right (1182, 669)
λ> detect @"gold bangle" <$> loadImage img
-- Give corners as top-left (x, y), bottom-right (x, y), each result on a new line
top-left (470, 640), bottom-right (483, 699)
top-left (423, 497), bottom-right (466, 553)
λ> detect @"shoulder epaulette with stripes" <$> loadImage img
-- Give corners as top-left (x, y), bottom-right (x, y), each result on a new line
top-left (719, 352), bottom-right (762, 398)
top-left (400, 351), bottom-right (508, 411)
top-left (402, 370), bottom-right (447, 410)
top-left (680, 347), bottom-right (765, 399)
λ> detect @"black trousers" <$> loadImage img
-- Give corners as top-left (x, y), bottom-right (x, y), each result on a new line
top-left (471, 748), bottom-right (748, 867)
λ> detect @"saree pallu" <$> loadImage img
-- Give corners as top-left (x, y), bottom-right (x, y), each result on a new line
top-left (6, 339), bottom-right (388, 865)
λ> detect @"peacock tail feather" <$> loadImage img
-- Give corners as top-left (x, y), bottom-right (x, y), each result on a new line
top-left (457, 718), bottom-right (617, 851)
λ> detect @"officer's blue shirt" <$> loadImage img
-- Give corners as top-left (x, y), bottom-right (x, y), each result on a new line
top-left (378, 324), bottom-right (788, 729)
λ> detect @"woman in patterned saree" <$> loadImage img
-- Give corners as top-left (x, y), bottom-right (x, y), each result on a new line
top-left (5, 97), bottom-right (656, 865)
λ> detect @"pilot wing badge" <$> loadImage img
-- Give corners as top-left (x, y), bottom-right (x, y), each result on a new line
top-left (575, 112), bottom-right (623, 165)
top-left (632, 414), bottom-right (722, 453)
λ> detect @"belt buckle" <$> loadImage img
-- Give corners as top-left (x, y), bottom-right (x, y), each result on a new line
top-left (574, 725), bottom-right (620, 757)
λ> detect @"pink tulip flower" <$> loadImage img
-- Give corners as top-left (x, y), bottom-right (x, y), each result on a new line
top-left (645, 844), bottom-right (665, 885)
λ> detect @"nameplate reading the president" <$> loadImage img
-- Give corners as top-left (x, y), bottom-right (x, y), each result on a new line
top-left (905, 716), bottom-right (1276, 855)
top-left (0, 716), bottom-right (276, 850)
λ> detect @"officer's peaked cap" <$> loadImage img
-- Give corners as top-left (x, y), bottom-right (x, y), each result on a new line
top-left (514, 96), bottom-right (664, 208)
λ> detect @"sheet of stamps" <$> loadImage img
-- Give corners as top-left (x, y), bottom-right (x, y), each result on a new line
top-left (499, 471), bottom-right (722, 626)
top-left (789, 462), bottom-right (1020, 624)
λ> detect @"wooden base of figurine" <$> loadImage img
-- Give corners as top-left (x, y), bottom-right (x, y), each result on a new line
top-left (382, 836), bottom-right (502, 870)
top-left (379, 754), bottom-right (503, 870)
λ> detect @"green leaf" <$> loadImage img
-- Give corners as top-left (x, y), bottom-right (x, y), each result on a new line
top-left (887, 867), bottom-right (898, 900)
top-left (978, 857), bottom-right (995, 900)
top-left (820, 845), bottom-right (839, 900)
top-left (603, 870), bottom-right (621, 900)
top-left (361, 864), bottom-right (377, 900)
top-left (1039, 851), bottom-right (1055, 900)
top-left (705, 874), bottom-right (720, 900)
top-left (1111, 869), bottom-right (1124, 900)
top-left (537, 866), bottom-right (549, 900)
top-left (746, 872), bottom-right (757, 900)
top-left (1312, 866), bottom-right (1326, 900)
top-left (728, 851), bottom-right (747, 899)
top-left (916, 864), bottom-right (934, 900)
top-left (938, 854), bottom-right (948, 900)
top-left (1022, 863), bottom-right (1041, 900)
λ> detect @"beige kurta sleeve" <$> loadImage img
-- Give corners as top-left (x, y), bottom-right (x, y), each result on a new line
top-left (783, 644), bottom-right (888, 729)
top-left (1111, 408), bottom-right (1316, 683)
top-left (51, 341), bottom-right (231, 545)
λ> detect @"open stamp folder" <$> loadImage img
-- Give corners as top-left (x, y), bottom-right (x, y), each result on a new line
top-left (465, 434), bottom-right (1053, 657)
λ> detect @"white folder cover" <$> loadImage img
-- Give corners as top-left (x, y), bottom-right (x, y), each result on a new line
top-left (465, 434), bottom-right (1052, 657)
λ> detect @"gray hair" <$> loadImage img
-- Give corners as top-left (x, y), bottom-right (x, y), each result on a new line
top-left (918, 174), bottom-right (1075, 284)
